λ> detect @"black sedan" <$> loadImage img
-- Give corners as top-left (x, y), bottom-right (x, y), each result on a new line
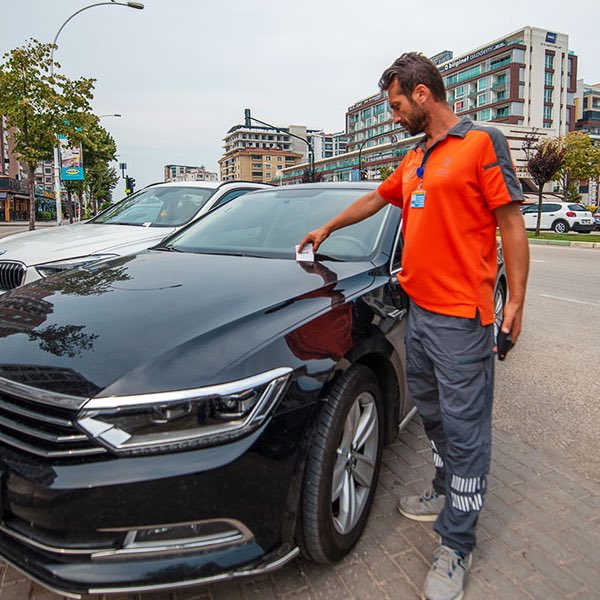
top-left (0, 182), bottom-right (500, 596)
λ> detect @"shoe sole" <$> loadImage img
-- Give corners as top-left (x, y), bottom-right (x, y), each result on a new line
top-left (397, 506), bottom-right (439, 522)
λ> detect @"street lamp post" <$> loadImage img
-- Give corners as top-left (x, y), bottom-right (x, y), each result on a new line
top-left (98, 113), bottom-right (122, 118)
top-left (357, 131), bottom-right (399, 179)
top-left (244, 109), bottom-right (315, 182)
top-left (50, 1), bottom-right (143, 226)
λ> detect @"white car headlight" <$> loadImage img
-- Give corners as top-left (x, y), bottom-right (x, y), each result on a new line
top-left (76, 367), bottom-right (292, 455)
top-left (36, 254), bottom-right (119, 277)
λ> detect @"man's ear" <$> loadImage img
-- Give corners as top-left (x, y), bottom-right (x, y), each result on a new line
top-left (412, 84), bottom-right (430, 105)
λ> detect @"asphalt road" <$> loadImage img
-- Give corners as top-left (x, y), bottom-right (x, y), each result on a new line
top-left (494, 243), bottom-right (600, 482)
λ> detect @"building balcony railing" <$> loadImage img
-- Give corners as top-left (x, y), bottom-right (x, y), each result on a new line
top-left (0, 176), bottom-right (29, 193)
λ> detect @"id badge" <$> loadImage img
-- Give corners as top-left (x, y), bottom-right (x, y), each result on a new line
top-left (410, 190), bottom-right (426, 208)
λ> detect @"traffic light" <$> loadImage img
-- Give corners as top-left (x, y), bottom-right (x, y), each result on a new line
top-left (125, 176), bottom-right (136, 195)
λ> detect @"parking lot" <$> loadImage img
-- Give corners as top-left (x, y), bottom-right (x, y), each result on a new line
top-left (0, 240), bottom-right (598, 599)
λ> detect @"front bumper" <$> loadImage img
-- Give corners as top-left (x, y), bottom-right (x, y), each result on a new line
top-left (0, 404), bottom-right (314, 596)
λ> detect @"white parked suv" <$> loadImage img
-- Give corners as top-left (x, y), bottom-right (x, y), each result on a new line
top-left (521, 201), bottom-right (595, 233)
top-left (0, 180), bottom-right (268, 293)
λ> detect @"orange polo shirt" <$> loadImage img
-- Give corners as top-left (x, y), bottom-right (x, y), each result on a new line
top-left (378, 117), bottom-right (523, 325)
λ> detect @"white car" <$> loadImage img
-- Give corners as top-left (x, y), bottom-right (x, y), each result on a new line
top-left (521, 201), bottom-right (595, 233)
top-left (0, 181), bottom-right (268, 293)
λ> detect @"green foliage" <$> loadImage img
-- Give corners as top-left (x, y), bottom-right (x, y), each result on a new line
top-left (378, 165), bottom-right (393, 180)
top-left (554, 131), bottom-right (600, 201)
top-left (522, 132), bottom-right (566, 237)
top-left (0, 39), bottom-right (95, 228)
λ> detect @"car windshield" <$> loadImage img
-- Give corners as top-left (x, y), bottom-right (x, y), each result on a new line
top-left (90, 186), bottom-right (215, 227)
top-left (162, 187), bottom-right (390, 261)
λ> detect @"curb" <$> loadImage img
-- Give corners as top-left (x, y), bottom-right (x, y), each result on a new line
top-left (527, 238), bottom-right (599, 248)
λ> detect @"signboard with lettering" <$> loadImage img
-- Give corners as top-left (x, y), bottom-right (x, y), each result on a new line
top-left (438, 40), bottom-right (509, 73)
top-left (545, 32), bottom-right (557, 43)
top-left (58, 134), bottom-right (85, 181)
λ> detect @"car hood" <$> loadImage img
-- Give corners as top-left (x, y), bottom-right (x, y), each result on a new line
top-left (0, 223), bottom-right (176, 266)
top-left (0, 250), bottom-right (376, 400)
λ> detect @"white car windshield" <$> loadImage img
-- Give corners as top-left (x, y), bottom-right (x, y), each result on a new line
top-left (90, 186), bottom-right (215, 227)
top-left (162, 188), bottom-right (390, 261)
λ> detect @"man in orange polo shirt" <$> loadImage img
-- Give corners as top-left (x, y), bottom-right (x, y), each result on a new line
top-left (299, 52), bottom-right (529, 600)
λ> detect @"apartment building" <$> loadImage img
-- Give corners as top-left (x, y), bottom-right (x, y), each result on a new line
top-left (283, 26), bottom-right (579, 184)
top-left (575, 80), bottom-right (600, 140)
top-left (164, 164), bottom-right (218, 182)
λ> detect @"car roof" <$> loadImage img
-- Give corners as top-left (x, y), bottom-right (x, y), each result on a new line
top-left (144, 181), bottom-right (271, 190)
top-left (269, 181), bottom-right (380, 191)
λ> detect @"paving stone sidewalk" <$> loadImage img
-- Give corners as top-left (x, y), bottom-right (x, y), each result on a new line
top-left (2, 416), bottom-right (598, 600)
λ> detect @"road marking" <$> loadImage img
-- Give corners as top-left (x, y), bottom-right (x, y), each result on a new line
top-left (540, 294), bottom-right (600, 307)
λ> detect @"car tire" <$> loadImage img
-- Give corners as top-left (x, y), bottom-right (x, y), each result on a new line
top-left (552, 220), bottom-right (570, 233)
top-left (300, 365), bottom-right (383, 564)
top-left (494, 279), bottom-right (507, 340)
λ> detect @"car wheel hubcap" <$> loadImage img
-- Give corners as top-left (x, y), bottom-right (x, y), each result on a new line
top-left (331, 392), bottom-right (378, 535)
top-left (494, 287), bottom-right (504, 339)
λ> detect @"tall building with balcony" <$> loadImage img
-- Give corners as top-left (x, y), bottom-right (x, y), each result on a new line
top-left (309, 131), bottom-right (348, 160)
top-left (441, 26), bottom-right (577, 135)
top-left (574, 81), bottom-right (600, 140)
top-left (345, 27), bottom-right (577, 160)
top-left (164, 164), bottom-right (218, 182)
top-left (219, 123), bottom-right (310, 182)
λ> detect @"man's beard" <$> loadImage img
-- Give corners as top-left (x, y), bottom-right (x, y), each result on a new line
top-left (403, 102), bottom-right (428, 136)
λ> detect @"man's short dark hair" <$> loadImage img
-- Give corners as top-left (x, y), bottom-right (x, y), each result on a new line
top-left (379, 52), bottom-right (447, 103)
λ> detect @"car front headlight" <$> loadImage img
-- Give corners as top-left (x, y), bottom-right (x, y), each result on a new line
top-left (76, 367), bottom-right (292, 455)
top-left (36, 254), bottom-right (119, 277)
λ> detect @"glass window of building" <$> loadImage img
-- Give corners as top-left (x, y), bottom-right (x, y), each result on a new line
top-left (455, 100), bottom-right (465, 113)
top-left (545, 53), bottom-right (554, 69)
top-left (496, 90), bottom-right (507, 101)
top-left (455, 85), bottom-right (465, 99)
top-left (544, 89), bottom-right (553, 103)
top-left (545, 72), bottom-right (554, 86)
top-left (477, 77), bottom-right (491, 92)
top-left (478, 109), bottom-right (492, 121)
top-left (544, 106), bottom-right (553, 120)
top-left (496, 106), bottom-right (510, 118)
top-left (477, 92), bottom-right (488, 107)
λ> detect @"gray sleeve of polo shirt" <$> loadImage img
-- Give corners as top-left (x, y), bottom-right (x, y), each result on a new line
top-left (475, 125), bottom-right (524, 202)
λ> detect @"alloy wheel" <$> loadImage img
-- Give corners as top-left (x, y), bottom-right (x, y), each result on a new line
top-left (331, 391), bottom-right (379, 535)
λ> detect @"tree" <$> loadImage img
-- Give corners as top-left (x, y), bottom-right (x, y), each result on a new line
top-left (523, 132), bottom-right (565, 236)
top-left (555, 131), bottom-right (600, 202)
top-left (0, 39), bottom-right (95, 229)
top-left (378, 165), bottom-right (393, 180)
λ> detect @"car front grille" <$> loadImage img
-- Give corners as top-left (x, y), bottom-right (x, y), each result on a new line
top-left (0, 261), bottom-right (26, 291)
top-left (0, 387), bottom-right (106, 459)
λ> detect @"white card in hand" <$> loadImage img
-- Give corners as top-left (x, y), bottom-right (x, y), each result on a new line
top-left (295, 243), bottom-right (314, 262)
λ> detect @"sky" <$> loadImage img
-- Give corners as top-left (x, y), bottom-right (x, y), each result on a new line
top-left (2, 0), bottom-right (599, 197)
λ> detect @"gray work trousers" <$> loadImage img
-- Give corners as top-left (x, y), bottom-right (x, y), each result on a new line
top-left (405, 300), bottom-right (495, 555)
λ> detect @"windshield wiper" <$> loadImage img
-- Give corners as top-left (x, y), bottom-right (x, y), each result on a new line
top-left (154, 245), bottom-right (183, 252)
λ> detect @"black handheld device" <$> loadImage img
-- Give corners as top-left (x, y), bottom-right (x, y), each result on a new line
top-left (496, 330), bottom-right (513, 361)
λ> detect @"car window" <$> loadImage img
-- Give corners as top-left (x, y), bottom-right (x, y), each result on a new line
top-left (522, 205), bottom-right (538, 213)
top-left (567, 204), bottom-right (587, 212)
top-left (163, 188), bottom-right (389, 261)
top-left (90, 187), bottom-right (215, 227)
top-left (542, 204), bottom-right (561, 212)
top-left (213, 188), bottom-right (256, 209)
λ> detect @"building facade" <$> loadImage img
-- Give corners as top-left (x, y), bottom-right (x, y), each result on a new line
top-left (309, 131), bottom-right (348, 160)
top-left (282, 26), bottom-right (579, 185)
top-left (574, 80), bottom-right (600, 140)
top-left (164, 164), bottom-right (218, 182)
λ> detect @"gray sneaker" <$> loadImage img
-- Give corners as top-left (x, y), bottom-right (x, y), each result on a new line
top-left (422, 544), bottom-right (472, 600)
top-left (398, 489), bottom-right (445, 522)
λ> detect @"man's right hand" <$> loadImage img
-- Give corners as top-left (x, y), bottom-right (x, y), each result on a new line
top-left (298, 226), bottom-right (330, 254)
